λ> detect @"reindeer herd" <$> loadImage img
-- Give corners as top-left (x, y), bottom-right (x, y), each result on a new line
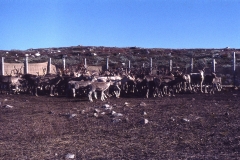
top-left (0, 66), bottom-right (223, 102)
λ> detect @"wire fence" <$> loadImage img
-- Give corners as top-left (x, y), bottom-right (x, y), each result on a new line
top-left (0, 52), bottom-right (239, 86)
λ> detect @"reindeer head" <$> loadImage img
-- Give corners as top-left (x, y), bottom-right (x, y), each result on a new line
top-left (198, 69), bottom-right (204, 79)
top-left (13, 66), bottom-right (23, 77)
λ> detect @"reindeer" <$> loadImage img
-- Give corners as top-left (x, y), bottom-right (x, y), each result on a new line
top-left (93, 75), bottom-right (121, 98)
top-left (203, 72), bottom-right (222, 94)
top-left (67, 77), bottom-right (96, 98)
top-left (0, 69), bottom-right (22, 94)
top-left (88, 80), bottom-right (112, 102)
top-left (120, 74), bottom-right (136, 94)
top-left (190, 69), bottom-right (205, 93)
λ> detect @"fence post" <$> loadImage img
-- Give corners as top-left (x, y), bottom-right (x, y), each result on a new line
top-left (212, 58), bottom-right (216, 73)
top-left (233, 52), bottom-right (236, 87)
top-left (84, 58), bottom-right (87, 68)
top-left (24, 56), bottom-right (28, 74)
top-left (106, 57), bottom-right (109, 70)
top-left (47, 58), bottom-right (51, 74)
top-left (62, 57), bottom-right (66, 70)
top-left (190, 57), bottom-right (194, 72)
top-left (169, 59), bottom-right (172, 72)
top-left (150, 58), bottom-right (152, 73)
top-left (1, 57), bottom-right (4, 75)
top-left (128, 60), bottom-right (131, 72)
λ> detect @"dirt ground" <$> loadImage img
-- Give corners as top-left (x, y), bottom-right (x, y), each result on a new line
top-left (0, 89), bottom-right (240, 160)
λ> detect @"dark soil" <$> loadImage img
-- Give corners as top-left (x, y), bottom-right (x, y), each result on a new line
top-left (0, 90), bottom-right (240, 159)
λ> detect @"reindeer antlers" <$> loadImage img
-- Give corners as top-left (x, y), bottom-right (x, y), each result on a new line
top-left (13, 66), bottom-right (23, 75)
top-left (42, 67), bottom-right (47, 76)
top-left (5, 70), bottom-right (14, 76)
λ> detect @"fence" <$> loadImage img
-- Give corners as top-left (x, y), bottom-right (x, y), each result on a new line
top-left (1, 57), bottom-right (56, 76)
top-left (0, 52), bottom-right (238, 86)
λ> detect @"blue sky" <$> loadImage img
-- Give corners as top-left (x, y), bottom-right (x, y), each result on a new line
top-left (0, 0), bottom-right (240, 50)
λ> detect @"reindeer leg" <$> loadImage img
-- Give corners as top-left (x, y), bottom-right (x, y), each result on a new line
top-left (88, 91), bottom-right (93, 102)
top-left (115, 85), bottom-right (121, 98)
top-left (117, 86), bottom-right (121, 98)
top-left (159, 88), bottom-right (163, 97)
top-left (94, 91), bottom-right (97, 99)
top-left (104, 92), bottom-right (108, 99)
top-left (50, 85), bottom-right (55, 96)
top-left (102, 91), bottom-right (108, 101)
top-left (200, 83), bottom-right (204, 93)
top-left (72, 88), bottom-right (76, 97)
top-left (34, 87), bottom-right (38, 97)
top-left (100, 91), bottom-right (104, 101)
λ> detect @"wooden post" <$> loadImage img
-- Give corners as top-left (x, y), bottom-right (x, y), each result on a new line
top-left (233, 52), bottom-right (236, 87)
top-left (150, 58), bottom-right (152, 73)
top-left (106, 57), bottom-right (109, 70)
top-left (1, 57), bottom-right (4, 75)
top-left (62, 57), bottom-right (66, 70)
top-left (212, 59), bottom-right (216, 73)
top-left (128, 60), bottom-right (131, 72)
top-left (24, 56), bottom-right (28, 74)
top-left (47, 58), bottom-right (51, 74)
top-left (169, 59), bottom-right (172, 72)
top-left (190, 57), bottom-right (194, 72)
top-left (84, 58), bottom-right (87, 68)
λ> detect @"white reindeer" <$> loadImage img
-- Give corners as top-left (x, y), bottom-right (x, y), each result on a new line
top-left (88, 81), bottom-right (112, 102)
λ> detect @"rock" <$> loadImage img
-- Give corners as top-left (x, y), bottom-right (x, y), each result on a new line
top-left (225, 112), bottom-right (229, 116)
top-left (103, 104), bottom-right (110, 108)
top-left (81, 110), bottom-right (85, 114)
top-left (94, 109), bottom-right (101, 113)
top-left (48, 111), bottom-right (55, 114)
top-left (112, 111), bottom-right (123, 117)
top-left (69, 114), bottom-right (77, 118)
top-left (111, 111), bottom-right (116, 115)
top-left (112, 118), bottom-right (122, 123)
top-left (183, 118), bottom-right (190, 122)
top-left (170, 117), bottom-right (175, 121)
top-left (102, 104), bottom-right (112, 110)
top-left (115, 113), bottom-right (123, 117)
top-left (141, 118), bottom-right (149, 124)
top-left (142, 111), bottom-right (147, 116)
top-left (65, 153), bottom-right (75, 159)
top-left (144, 119), bottom-right (149, 124)
top-left (94, 113), bottom-right (99, 117)
top-left (139, 102), bottom-right (146, 107)
top-left (3, 105), bottom-right (13, 109)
